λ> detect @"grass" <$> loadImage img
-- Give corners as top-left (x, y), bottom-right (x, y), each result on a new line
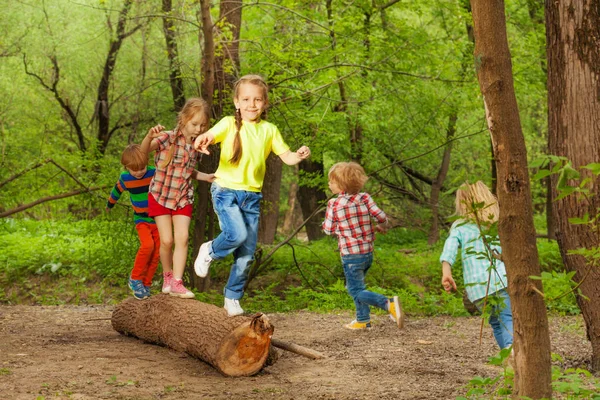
top-left (0, 217), bottom-right (574, 317)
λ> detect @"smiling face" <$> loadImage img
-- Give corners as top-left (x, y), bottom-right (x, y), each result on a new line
top-left (234, 82), bottom-right (267, 123)
top-left (182, 113), bottom-right (208, 142)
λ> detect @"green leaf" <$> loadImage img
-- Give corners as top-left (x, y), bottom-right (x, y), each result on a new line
top-left (583, 163), bottom-right (600, 175)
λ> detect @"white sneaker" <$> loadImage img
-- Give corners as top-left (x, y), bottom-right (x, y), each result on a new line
top-left (224, 297), bottom-right (244, 316)
top-left (194, 241), bottom-right (213, 278)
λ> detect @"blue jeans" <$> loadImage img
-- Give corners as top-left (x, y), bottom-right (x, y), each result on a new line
top-left (342, 253), bottom-right (389, 323)
top-left (475, 289), bottom-right (514, 349)
top-left (209, 183), bottom-right (262, 300)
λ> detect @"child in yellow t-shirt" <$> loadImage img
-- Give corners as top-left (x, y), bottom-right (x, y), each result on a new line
top-left (193, 74), bottom-right (311, 316)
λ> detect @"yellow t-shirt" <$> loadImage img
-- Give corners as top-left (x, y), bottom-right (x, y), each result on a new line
top-left (209, 116), bottom-right (290, 192)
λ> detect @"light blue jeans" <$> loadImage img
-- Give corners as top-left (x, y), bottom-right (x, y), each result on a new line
top-left (209, 183), bottom-right (262, 300)
top-left (475, 289), bottom-right (514, 349)
top-left (342, 252), bottom-right (389, 323)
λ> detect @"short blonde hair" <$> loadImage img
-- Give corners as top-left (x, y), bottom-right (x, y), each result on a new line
top-left (328, 162), bottom-right (368, 194)
top-left (121, 144), bottom-right (147, 171)
top-left (455, 181), bottom-right (499, 223)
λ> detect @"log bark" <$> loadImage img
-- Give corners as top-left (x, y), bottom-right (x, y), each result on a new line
top-left (111, 295), bottom-right (274, 377)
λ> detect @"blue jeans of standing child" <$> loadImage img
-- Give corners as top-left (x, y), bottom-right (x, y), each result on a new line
top-left (342, 252), bottom-right (389, 323)
top-left (209, 183), bottom-right (262, 300)
top-left (475, 289), bottom-right (514, 349)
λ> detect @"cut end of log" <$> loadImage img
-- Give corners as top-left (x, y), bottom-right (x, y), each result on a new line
top-left (216, 314), bottom-right (274, 377)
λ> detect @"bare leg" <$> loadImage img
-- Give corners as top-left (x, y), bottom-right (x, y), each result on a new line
top-left (154, 215), bottom-right (174, 274)
top-left (171, 215), bottom-right (191, 280)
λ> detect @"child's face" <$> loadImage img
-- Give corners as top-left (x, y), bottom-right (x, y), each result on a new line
top-left (328, 179), bottom-right (341, 194)
top-left (183, 113), bottom-right (208, 141)
top-left (234, 83), bottom-right (266, 123)
top-left (127, 166), bottom-right (147, 179)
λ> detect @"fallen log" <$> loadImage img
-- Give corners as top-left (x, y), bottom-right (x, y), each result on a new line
top-left (111, 294), bottom-right (273, 377)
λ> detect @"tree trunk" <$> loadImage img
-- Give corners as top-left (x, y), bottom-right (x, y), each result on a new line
top-left (213, 0), bottom-right (242, 118)
top-left (427, 111), bottom-right (456, 245)
top-left (297, 159), bottom-right (326, 241)
top-left (470, 1), bottom-right (552, 397)
top-left (96, 0), bottom-right (141, 154)
top-left (258, 154), bottom-right (283, 244)
top-left (161, 0), bottom-right (185, 112)
top-left (111, 295), bottom-right (274, 377)
top-left (546, 0), bottom-right (600, 371)
top-left (282, 166), bottom-right (302, 235)
top-left (199, 0), bottom-right (215, 112)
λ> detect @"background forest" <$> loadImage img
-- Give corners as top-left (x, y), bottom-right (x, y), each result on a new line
top-left (0, 0), bottom-right (554, 303)
top-left (2, 0), bottom-right (599, 396)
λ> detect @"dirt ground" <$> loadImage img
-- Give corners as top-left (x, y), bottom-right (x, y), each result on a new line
top-left (0, 304), bottom-right (593, 400)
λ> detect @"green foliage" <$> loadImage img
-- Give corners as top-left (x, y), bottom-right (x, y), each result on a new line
top-left (459, 351), bottom-right (600, 399)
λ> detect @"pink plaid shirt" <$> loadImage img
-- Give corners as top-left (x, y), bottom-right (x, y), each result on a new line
top-left (149, 130), bottom-right (201, 210)
top-left (322, 192), bottom-right (388, 255)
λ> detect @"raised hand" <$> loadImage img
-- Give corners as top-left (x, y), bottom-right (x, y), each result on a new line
top-left (296, 146), bottom-right (311, 159)
top-left (147, 124), bottom-right (165, 138)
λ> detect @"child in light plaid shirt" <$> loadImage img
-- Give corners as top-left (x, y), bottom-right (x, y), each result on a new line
top-left (141, 98), bottom-right (215, 299)
top-left (322, 162), bottom-right (404, 330)
top-left (440, 181), bottom-right (513, 350)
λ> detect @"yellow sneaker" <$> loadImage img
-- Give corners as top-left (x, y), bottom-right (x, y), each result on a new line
top-left (388, 296), bottom-right (405, 329)
top-left (344, 320), bottom-right (372, 330)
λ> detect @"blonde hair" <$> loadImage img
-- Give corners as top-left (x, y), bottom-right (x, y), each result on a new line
top-left (455, 181), bottom-right (499, 224)
top-left (121, 144), bottom-right (147, 171)
top-left (160, 97), bottom-right (209, 168)
top-left (230, 74), bottom-right (270, 166)
top-left (328, 162), bottom-right (368, 194)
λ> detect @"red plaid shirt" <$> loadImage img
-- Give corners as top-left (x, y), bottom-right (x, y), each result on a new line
top-left (149, 130), bottom-right (201, 210)
top-left (322, 192), bottom-right (387, 255)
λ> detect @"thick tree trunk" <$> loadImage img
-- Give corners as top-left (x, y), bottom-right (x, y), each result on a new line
top-left (470, 1), bottom-right (552, 397)
top-left (111, 295), bottom-right (274, 377)
top-left (297, 159), bottom-right (326, 241)
top-left (258, 154), bottom-right (283, 244)
top-left (546, 0), bottom-right (600, 372)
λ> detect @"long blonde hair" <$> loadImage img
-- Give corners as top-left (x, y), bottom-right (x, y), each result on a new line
top-left (160, 97), bottom-right (209, 168)
top-left (455, 181), bottom-right (499, 224)
top-left (230, 74), bottom-right (269, 166)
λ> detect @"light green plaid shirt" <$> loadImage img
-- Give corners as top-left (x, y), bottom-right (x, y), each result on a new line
top-left (440, 220), bottom-right (508, 302)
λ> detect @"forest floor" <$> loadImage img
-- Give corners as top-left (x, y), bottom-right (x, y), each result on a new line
top-left (0, 304), bottom-right (593, 400)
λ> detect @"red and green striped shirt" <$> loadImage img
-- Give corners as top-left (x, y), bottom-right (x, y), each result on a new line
top-left (107, 167), bottom-right (156, 224)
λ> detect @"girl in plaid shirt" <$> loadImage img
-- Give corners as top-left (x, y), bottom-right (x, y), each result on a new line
top-left (440, 181), bottom-right (513, 350)
top-left (141, 98), bottom-right (215, 299)
top-left (322, 162), bottom-right (404, 330)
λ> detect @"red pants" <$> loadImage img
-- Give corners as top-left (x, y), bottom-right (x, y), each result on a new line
top-left (131, 222), bottom-right (160, 286)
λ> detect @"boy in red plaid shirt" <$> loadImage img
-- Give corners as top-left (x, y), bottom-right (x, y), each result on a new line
top-left (322, 162), bottom-right (404, 330)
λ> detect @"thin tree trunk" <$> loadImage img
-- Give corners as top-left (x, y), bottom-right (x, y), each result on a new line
top-left (546, 0), bottom-right (600, 371)
top-left (428, 112), bottom-right (456, 245)
top-left (297, 159), bottom-right (326, 241)
top-left (96, 0), bottom-right (142, 154)
top-left (282, 167), bottom-right (302, 235)
top-left (470, 1), bottom-right (552, 397)
top-left (162, 0), bottom-right (185, 112)
top-left (258, 154), bottom-right (283, 244)
top-left (213, 0), bottom-right (242, 118)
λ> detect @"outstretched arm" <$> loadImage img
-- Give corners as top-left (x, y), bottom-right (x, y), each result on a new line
top-left (193, 170), bottom-right (215, 182)
top-left (141, 125), bottom-right (164, 156)
top-left (194, 132), bottom-right (215, 155)
top-left (279, 146), bottom-right (311, 166)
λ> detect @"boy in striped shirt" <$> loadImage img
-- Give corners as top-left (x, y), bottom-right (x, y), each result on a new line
top-left (322, 162), bottom-right (404, 330)
top-left (107, 144), bottom-right (160, 300)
